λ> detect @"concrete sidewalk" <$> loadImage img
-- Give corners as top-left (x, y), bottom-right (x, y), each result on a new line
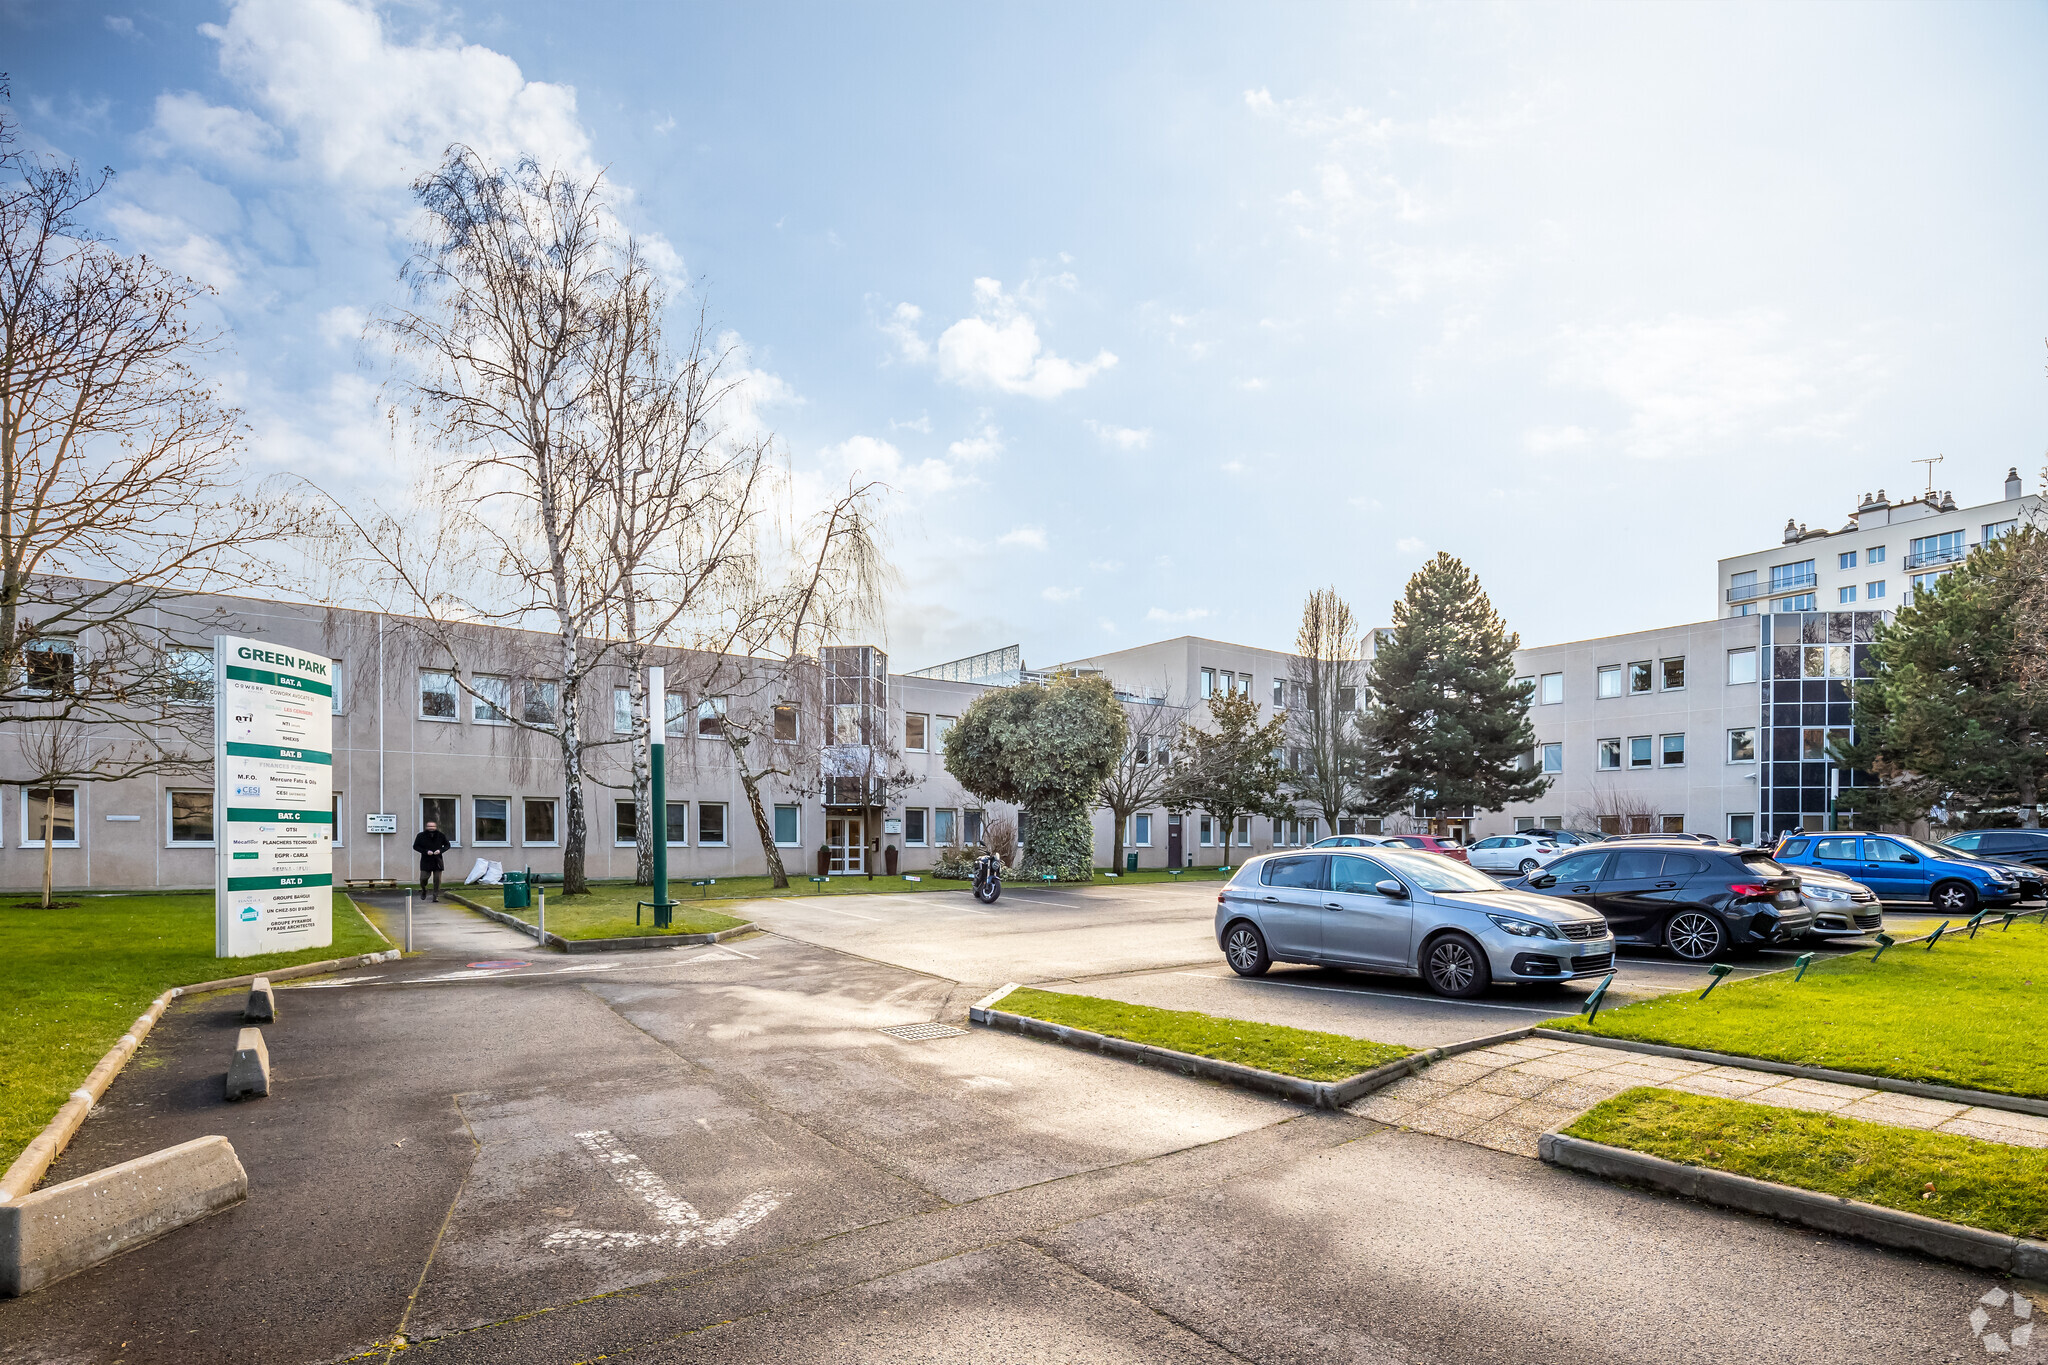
top-left (351, 888), bottom-right (534, 956)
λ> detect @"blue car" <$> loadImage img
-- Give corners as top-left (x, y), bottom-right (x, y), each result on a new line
top-left (1771, 832), bottom-right (2022, 915)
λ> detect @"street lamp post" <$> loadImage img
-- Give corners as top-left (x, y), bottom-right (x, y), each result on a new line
top-left (649, 665), bottom-right (672, 929)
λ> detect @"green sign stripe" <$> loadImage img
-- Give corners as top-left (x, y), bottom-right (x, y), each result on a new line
top-left (225, 664), bottom-right (333, 697)
top-left (226, 808), bottom-right (335, 825)
top-left (226, 873), bottom-right (335, 892)
top-left (224, 741), bottom-right (332, 765)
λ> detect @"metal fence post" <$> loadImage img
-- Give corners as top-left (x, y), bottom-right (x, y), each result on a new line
top-left (538, 887), bottom-right (546, 946)
top-left (405, 892), bottom-right (414, 953)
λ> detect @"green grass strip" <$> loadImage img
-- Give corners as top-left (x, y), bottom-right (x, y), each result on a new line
top-left (999, 987), bottom-right (1412, 1082)
top-left (0, 891), bottom-right (388, 1171)
top-left (461, 883), bottom-right (746, 939)
top-left (1547, 918), bottom-right (2048, 1099)
top-left (1566, 1087), bottom-right (2048, 1239)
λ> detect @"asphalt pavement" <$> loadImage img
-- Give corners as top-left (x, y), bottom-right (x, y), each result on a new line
top-left (0, 884), bottom-right (2013, 1365)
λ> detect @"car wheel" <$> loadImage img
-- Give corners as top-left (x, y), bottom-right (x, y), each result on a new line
top-left (1422, 932), bottom-right (1489, 999)
top-left (1222, 921), bottom-right (1271, 977)
top-left (1664, 909), bottom-right (1727, 961)
top-left (1931, 880), bottom-right (1979, 915)
top-left (1517, 858), bottom-right (1539, 874)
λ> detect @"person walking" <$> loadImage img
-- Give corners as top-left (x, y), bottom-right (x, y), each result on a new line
top-left (413, 820), bottom-right (451, 901)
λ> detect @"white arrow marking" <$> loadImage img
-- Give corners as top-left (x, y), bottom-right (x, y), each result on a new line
top-left (542, 1129), bottom-right (784, 1251)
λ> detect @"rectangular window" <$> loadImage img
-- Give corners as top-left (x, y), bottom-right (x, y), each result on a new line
top-left (168, 647), bottom-right (214, 706)
top-left (697, 696), bottom-right (727, 736)
top-left (905, 714), bottom-right (928, 750)
top-left (1726, 647), bottom-right (1758, 685)
top-left (420, 669), bottom-right (458, 720)
top-left (473, 675), bottom-right (511, 724)
top-left (1199, 815), bottom-right (1214, 846)
top-left (934, 808), bottom-right (956, 846)
top-left (1514, 675), bottom-right (1533, 702)
top-left (167, 790), bottom-right (214, 846)
top-left (833, 703), bottom-right (861, 745)
top-left (1774, 593), bottom-right (1816, 612)
top-left (422, 795), bottom-right (460, 844)
top-left (1541, 742), bottom-right (1562, 773)
top-left (1132, 813), bottom-right (1152, 847)
top-left (1628, 661), bottom-right (1652, 694)
top-left (332, 791), bottom-right (345, 847)
top-left (1908, 530), bottom-right (1965, 567)
top-left (774, 804), bottom-right (800, 846)
top-left (964, 809), bottom-right (984, 846)
top-left (23, 638), bottom-right (75, 697)
top-left (1985, 519), bottom-right (2017, 543)
top-left (664, 801), bottom-right (688, 846)
top-left (1867, 544), bottom-right (1887, 564)
top-left (1597, 738), bottom-right (1622, 770)
top-left (1539, 672), bottom-right (1563, 705)
top-left (1838, 585), bottom-right (1856, 604)
top-left (1911, 571), bottom-right (1947, 597)
top-left (1867, 580), bottom-right (1887, 599)
top-left (474, 797), bottom-right (510, 845)
top-left (523, 798), bottom-right (557, 845)
top-left (935, 716), bottom-right (956, 748)
top-left (21, 786), bottom-right (78, 846)
top-left (1769, 558), bottom-right (1816, 591)
top-left (697, 802), bottom-right (726, 847)
top-left (1801, 728), bottom-right (1827, 761)
top-left (1729, 569), bottom-right (1758, 598)
top-left (1236, 814), bottom-right (1252, 844)
top-left (1272, 678), bottom-right (1285, 708)
top-left (1200, 668), bottom-right (1215, 699)
top-left (664, 692), bottom-right (688, 736)
top-left (1628, 736), bottom-right (1653, 769)
top-left (522, 680), bottom-right (557, 727)
top-left (1728, 813), bottom-right (1756, 844)
top-left (1337, 685), bottom-right (1356, 711)
top-left (613, 687), bottom-right (633, 733)
top-left (1596, 665), bottom-right (1622, 698)
top-left (1728, 727), bottom-right (1756, 762)
top-left (1839, 550), bottom-right (1858, 570)
top-left (1660, 814), bottom-right (1685, 834)
top-left (905, 808), bottom-right (928, 845)
top-left (1661, 733), bottom-right (1685, 766)
top-left (773, 705), bottom-right (799, 743)
top-left (615, 800), bottom-right (638, 846)
top-left (1660, 656), bottom-right (1685, 691)
top-left (330, 660), bottom-right (345, 715)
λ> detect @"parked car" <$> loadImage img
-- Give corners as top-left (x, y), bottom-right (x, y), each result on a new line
top-left (1467, 834), bottom-right (1569, 875)
top-left (1792, 865), bottom-right (1884, 939)
top-left (1771, 832), bottom-right (2023, 914)
top-left (1937, 830), bottom-right (2048, 899)
top-left (1507, 840), bottom-right (1813, 960)
top-left (1215, 848), bottom-right (1614, 998)
top-left (1311, 834), bottom-right (1401, 849)
top-left (1601, 832), bottom-right (1726, 846)
top-left (1379, 834), bottom-right (1470, 863)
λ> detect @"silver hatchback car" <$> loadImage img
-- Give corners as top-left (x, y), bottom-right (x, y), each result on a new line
top-left (1215, 847), bottom-right (1615, 998)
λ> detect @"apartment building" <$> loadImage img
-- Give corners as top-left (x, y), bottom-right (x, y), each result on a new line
top-left (1719, 467), bottom-right (2037, 617)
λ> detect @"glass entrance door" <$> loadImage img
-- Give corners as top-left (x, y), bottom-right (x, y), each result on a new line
top-left (827, 817), bottom-right (866, 873)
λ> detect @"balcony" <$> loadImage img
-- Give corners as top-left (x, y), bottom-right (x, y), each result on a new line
top-left (1903, 543), bottom-right (1968, 571)
top-left (1729, 569), bottom-right (1815, 603)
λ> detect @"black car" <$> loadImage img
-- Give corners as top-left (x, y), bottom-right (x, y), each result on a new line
top-left (1600, 832), bottom-right (1727, 846)
top-left (1941, 830), bottom-right (2048, 899)
top-left (1508, 840), bottom-right (1813, 961)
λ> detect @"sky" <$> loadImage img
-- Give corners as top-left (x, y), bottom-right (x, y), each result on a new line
top-left (8, 0), bottom-right (2047, 669)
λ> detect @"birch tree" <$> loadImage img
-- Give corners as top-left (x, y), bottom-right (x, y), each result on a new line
top-left (1285, 587), bottom-right (1371, 831)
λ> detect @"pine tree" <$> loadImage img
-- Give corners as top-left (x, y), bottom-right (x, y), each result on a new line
top-left (1842, 527), bottom-right (2048, 828)
top-left (1165, 691), bottom-right (1290, 867)
top-left (1361, 553), bottom-right (1548, 822)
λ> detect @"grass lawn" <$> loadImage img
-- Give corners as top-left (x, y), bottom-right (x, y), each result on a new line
top-left (0, 891), bottom-right (387, 1172)
top-left (1565, 1087), bottom-right (2048, 1239)
top-left (1547, 917), bottom-right (2048, 1099)
top-left (998, 986), bottom-right (1412, 1082)
top-left (459, 882), bottom-right (747, 940)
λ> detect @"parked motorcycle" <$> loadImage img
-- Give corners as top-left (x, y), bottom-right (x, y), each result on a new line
top-left (973, 850), bottom-right (1003, 904)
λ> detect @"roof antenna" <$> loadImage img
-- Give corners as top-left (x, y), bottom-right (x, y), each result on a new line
top-left (1911, 453), bottom-right (1945, 494)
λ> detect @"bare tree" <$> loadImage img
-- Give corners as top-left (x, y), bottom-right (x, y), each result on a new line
top-left (1569, 784), bottom-right (1665, 835)
top-left (0, 89), bottom-right (276, 763)
top-left (19, 713), bottom-right (89, 907)
top-left (1097, 691), bottom-right (1187, 873)
top-left (1285, 587), bottom-right (1371, 831)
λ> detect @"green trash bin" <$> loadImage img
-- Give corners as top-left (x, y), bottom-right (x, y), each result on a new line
top-left (503, 871), bottom-right (530, 909)
top-left (1126, 852), bottom-right (1139, 872)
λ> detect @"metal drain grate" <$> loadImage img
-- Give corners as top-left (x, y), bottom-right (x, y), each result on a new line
top-left (880, 1021), bottom-right (969, 1042)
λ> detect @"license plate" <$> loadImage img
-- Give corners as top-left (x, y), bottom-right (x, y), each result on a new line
top-left (1775, 891), bottom-right (1801, 906)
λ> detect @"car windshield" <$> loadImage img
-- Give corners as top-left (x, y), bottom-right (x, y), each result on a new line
top-left (1737, 852), bottom-right (1791, 877)
top-left (1375, 849), bottom-right (1502, 893)
top-left (1886, 834), bottom-right (1967, 862)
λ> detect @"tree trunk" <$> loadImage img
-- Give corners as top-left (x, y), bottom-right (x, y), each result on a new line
top-left (1110, 810), bottom-right (1127, 876)
top-left (2023, 776), bottom-right (2040, 829)
top-left (735, 763), bottom-right (789, 889)
top-left (560, 681), bottom-right (589, 896)
top-left (42, 791), bottom-right (55, 909)
top-left (1220, 812), bottom-right (1233, 869)
top-left (628, 660), bottom-right (652, 884)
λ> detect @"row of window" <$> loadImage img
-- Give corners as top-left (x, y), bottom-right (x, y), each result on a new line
top-left (901, 807), bottom-right (985, 847)
top-left (1537, 722), bottom-right (1853, 774)
top-left (1199, 667), bottom-right (1253, 700)
top-left (7, 787), bottom-right (335, 850)
top-left (902, 713), bottom-right (958, 752)
top-left (1522, 649), bottom-right (1757, 707)
top-left (1516, 812), bottom-right (1762, 843)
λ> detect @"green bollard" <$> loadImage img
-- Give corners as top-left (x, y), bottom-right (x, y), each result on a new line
top-left (1698, 962), bottom-right (1734, 999)
top-left (2002, 912), bottom-right (2019, 932)
top-left (1581, 971), bottom-right (1616, 1022)
top-left (1924, 920), bottom-right (1950, 949)
top-left (1792, 952), bottom-right (1815, 981)
top-left (1966, 911), bottom-right (1988, 938)
top-left (1870, 933), bottom-right (1896, 961)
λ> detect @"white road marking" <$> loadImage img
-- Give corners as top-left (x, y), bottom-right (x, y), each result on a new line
top-left (713, 944), bottom-right (758, 959)
top-left (1168, 972), bottom-right (1570, 1014)
top-left (548, 962), bottom-right (624, 973)
top-left (542, 1129), bottom-right (784, 1252)
top-left (280, 975), bottom-right (383, 989)
top-left (807, 904), bottom-right (884, 921)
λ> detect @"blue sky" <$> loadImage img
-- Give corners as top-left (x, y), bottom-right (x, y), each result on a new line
top-left (9, 0), bottom-right (2047, 669)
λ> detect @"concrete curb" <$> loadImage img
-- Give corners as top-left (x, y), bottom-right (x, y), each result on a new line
top-left (0, 947), bottom-right (400, 1202)
top-left (446, 892), bottom-right (754, 953)
top-left (1540, 1130), bottom-right (2048, 1277)
top-left (243, 978), bottom-right (276, 1023)
top-left (0, 1135), bottom-right (247, 1297)
top-left (1529, 1028), bottom-right (2048, 1119)
top-left (224, 1028), bottom-right (270, 1101)
top-left (968, 985), bottom-right (1510, 1112)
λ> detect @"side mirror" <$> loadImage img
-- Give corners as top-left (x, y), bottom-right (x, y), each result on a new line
top-left (1899, 854), bottom-right (1919, 864)
top-left (1374, 879), bottom-right (1409, 899)
top-left (1529, 874), bottom-right (1558, 889)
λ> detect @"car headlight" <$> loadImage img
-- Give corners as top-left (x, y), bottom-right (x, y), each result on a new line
top-left (1487, 914), bottom-right (1559, 939)
top-left (1806, 886), bottom-right (1852, 901)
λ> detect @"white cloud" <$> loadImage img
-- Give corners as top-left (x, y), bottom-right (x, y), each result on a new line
top-left (1220, 459), bottom-right (1246, 475)
top-left (1523, 425), bottom-right (1589, 454)
top-left (102, 202), bottom-right (242, 289)
top-left (891, 278), bottom-right (1116, 399)
top-left (317, 305), bottom-right (366, 347)
top-left (144, 91), bottom-right (281, 168)
top-left (890, 413), bottom-right (933, 434)
top-left (1042, 586), bottom-right (1081, 602)
top-left (1088, 559), bottom-right (1124, 573)
top-left (998, 526), bottom-right (1047, 550)
top-left (819, 435), bottom-right (960, 495)
top-left (105, 15), bottom-right (138, 38)
top-left (653, 114), bottom-right (676, 135)
top-left (947, 423), bottom-right (1004, 462)
top-left (1085, 420), bottom-right (1152, 451)
top-left (1098, 618), bottom-right (1118, 634)
top-left (1234, 377), bottom-right (1267, 392)
top-left (1146, 607), bottom-right (1211, 625)
top-left (1395, 536), bottom-right (1428, 554)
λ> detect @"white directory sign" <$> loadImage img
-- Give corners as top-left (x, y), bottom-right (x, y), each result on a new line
top-left (215, 635), bottom-right (334, 957)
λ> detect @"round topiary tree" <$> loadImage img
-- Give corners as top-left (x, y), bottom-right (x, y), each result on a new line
top-left (942, 673), bottom-right (1128, 881)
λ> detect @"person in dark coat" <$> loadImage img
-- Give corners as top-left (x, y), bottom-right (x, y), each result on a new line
top-left (413, 820), bottom-right (451, 901)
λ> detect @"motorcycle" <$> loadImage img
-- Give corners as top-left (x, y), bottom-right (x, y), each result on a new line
top-left (972, 850), bottom-right (1003, 904)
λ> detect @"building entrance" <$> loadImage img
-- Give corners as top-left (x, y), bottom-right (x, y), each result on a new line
top-left (827, 817), bottom-right (866, 874)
